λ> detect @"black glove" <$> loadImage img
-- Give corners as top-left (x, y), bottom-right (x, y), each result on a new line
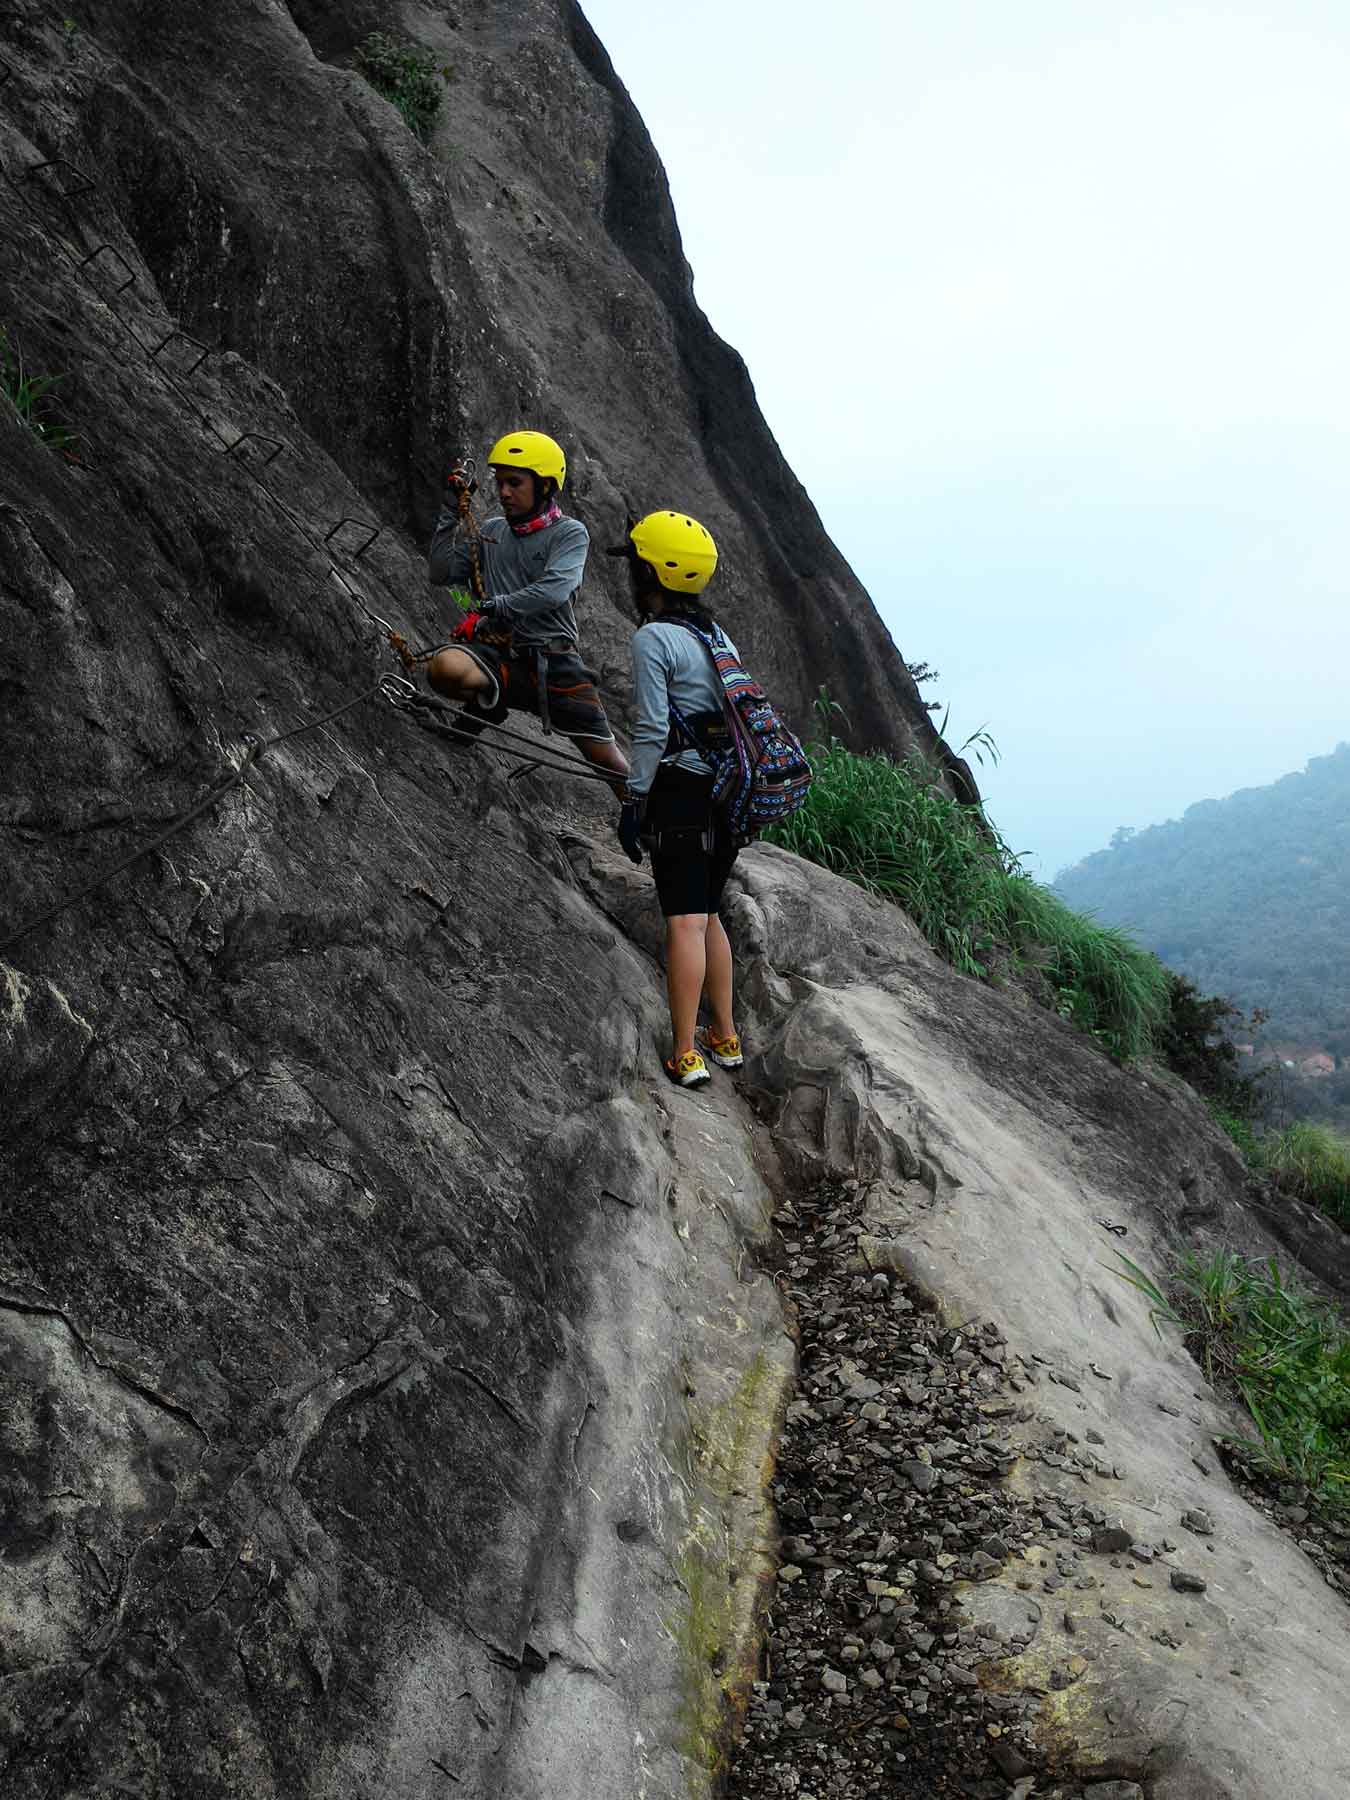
top-left (617, 796), bottom-right (644, 865)
top-left (445, 462), bottom-right (478, 496)
top-left (473, 600), bottom-right (507, 638)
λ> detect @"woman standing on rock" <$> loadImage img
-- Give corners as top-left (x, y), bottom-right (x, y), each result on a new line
top-left (426, 428), bottom-right (629, 782)
top-left (608, 511), bottom-right (745, 1090)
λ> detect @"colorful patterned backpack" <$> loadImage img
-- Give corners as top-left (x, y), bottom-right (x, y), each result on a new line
top-left (665, 618), bottom-right (814, 845)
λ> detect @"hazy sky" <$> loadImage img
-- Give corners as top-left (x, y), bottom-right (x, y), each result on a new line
top-left (580, 0), bottom-right (1350, 876)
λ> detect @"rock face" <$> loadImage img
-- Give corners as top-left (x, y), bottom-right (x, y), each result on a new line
top-left (0, 0), bottom-right (964, 783)
top-left (3, 6), bottom-right (1349, 1800)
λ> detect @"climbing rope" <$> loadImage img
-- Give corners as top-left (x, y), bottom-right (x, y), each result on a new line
top-left (380, 677), bottom-right (619, 784)
top-left (0, 667), bottom-right (620, 956)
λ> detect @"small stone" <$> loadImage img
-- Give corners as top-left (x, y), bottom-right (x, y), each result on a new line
top-left (988, 1739), bottom-right (1035, 1779)
top-left (1170, 1569), bottom-right (1207, 1593)
top-left (777, 1564), bottom-right (803, 1584)
top-left (860, 1667), bottom-right (883, 1689)
top-left (1084, 1784), bottom-right (1146, 1800)
top-left (1181, 1508), bottom-right (1214, 1536)
top-left (784, 1706), bottom-right (806, 1729)
top-left (900, 1459), bottom-right (939, 1493)
top-left (1086, 1428), bottom-right (1106, 1445)
top-left (821, 1667), bottom-right (848, 1694)
top-left (1093, 1525), bottom-right (1133, 1554)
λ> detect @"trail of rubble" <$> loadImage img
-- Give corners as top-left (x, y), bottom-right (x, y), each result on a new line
top-left (727, 1178), bottom-right (1144, 1800)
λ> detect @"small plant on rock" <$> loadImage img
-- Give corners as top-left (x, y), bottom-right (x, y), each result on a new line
top-left (355, 32), bottom-right (449, 141)
top-left (0, 326), bottom-right (79, 456)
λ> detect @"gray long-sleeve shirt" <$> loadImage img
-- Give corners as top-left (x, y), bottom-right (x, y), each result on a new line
top-left (628, 618), bottom-right (739, 797)
top-left (428, 510), bottom-right (588, 648)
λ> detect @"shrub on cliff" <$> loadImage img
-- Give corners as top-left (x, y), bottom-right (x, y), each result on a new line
top-left (764, 735), bottom-right (1168, 1062)
top-left (1170, 1250), bottom-right (1350, 1507)
top-left (1157, 972), bottom-right (1265, 1117)
top-left (355, 33), bottom-right (448, 141)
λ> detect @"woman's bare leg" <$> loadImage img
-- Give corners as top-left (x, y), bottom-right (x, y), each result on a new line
top-left (666, 912), bottom-right (709, 1059)
top-left (703, 913), bottom-right (736, 1042)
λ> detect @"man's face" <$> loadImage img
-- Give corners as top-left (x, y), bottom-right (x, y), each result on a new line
top-left (494, 466), bottom-right (538, 519)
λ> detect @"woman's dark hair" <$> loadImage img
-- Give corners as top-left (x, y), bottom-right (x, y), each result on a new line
top-left (659, 596), bottom-right (717, 629)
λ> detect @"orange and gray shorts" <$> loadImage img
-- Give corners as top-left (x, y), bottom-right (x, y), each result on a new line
top-left (459, 643), bottom-right (616, 742)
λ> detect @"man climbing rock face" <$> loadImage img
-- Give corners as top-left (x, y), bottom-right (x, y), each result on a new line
top-left (426, 429), bottom-right (629, 781)
top-left (610, 510), bottom-right (746, 1090)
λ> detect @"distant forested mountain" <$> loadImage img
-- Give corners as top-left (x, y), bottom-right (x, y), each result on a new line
top-left (1054, 743), bottom-right (1350, 1055)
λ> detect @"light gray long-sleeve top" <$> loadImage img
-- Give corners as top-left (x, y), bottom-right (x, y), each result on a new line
top-left (428, 510), bottom-right (588, 648)
top-left (628, 619), bottom-right (739, 797)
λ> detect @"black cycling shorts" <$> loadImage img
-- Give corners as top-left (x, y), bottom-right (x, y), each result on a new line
top-left (645, 766), bottom-right (738, 918)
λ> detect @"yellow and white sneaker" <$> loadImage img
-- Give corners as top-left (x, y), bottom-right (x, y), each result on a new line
top-left (696, 1027), bottom-right (744, 1069)
top-left (665, 1049), bottom-right (711, 1088)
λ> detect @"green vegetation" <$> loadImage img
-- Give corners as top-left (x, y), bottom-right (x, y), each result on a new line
top-left (1158, 973), bottom-right (1264, 1117)
top-left (1, 326), bottom-right (79, 455)
top-left (354, 33), bottom-right (449, 141)
top-left (1171, 1251), bottom-right (1350, 1507)
top-left (1054, 743), bottom-right (1350, 1062)
top-left (765, 733), bottom-right (1169, 1062)
top-left (1210, 1111), bottom-right (1350, 1227)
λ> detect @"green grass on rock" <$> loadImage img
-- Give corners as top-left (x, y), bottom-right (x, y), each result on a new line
top-left (1170, 1250), bottom-right (1350, 1508)
top-left (765, 735), bottom-right (1169, 1062)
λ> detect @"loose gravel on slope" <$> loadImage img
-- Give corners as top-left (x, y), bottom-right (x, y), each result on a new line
top-left (726, 1179), bottom-right (1119, 1800)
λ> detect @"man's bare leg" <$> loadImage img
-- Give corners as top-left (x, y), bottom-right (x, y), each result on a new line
top-left (427, 648), bottom-right (493, 703)
top-left (577, 736), bottom-right (630, 785)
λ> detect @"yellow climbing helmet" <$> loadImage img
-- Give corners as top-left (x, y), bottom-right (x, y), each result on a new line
top-left (628, 510), bottom-right (718, 594)
top-left (486, 428), bottom-right (567, 490)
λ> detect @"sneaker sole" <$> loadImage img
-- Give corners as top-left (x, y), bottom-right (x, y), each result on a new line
top-left (696, 1034), bottom-right (743, 1069)
top-left (666, 1063), bottom-right (711, 1088)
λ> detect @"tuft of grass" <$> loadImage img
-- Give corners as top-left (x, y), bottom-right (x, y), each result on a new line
top-left (1207, 1106), bottom-right (1350, 1228)
top-left (765, 734), bottom-right (1169, 1062)
top-left (1169, 1249), bottom-right (1350, 1507)
top-left (1259, 1122), bottom-right (1350, 1226)
top-left (355, 32), bottom-right (449, 141)
top-left (1, 325), bottom-right (80, 455)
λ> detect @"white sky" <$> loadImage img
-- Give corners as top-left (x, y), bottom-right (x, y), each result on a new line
top-left (579, 0), bottom-right (1350, 875)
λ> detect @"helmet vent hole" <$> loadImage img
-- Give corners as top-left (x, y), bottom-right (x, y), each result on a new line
top-left (665, 559), bottom-right (677, 567)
